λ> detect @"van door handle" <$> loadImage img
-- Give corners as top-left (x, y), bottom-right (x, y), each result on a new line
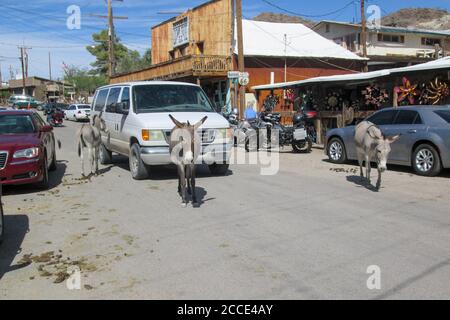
top-left (408, 129), bottom-right (417, 134)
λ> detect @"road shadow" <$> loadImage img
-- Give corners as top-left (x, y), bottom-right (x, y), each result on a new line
top-left (2, 160), bottom-right (67, 196)
top-left (111, 155), bottom-right (233, 181)
top-left (0, 214), bottom-right (30, 280)
top-left (322, 158), bottom-right (450, 179)
top-left (346, 175), bottom-right (380, 193)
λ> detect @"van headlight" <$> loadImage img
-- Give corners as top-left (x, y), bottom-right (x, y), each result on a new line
top-left (142, 129), bottom-right (165, 142)
top-left (13, 147), bottom-right (39, 159)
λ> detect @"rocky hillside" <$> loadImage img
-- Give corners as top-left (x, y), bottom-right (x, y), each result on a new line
top-left (253, 8), bottom-right (450, 31)
top-left (253, 12), bottom-right (315, 28)
top-left (381, 8), bottom-right (450, 30)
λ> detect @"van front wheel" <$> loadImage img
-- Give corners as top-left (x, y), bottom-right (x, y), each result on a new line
top-left (129, 144), bottom-right (149, 180)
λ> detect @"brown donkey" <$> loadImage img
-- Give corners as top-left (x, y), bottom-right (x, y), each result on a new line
top-left (169, 115), bottom-right (207, 207)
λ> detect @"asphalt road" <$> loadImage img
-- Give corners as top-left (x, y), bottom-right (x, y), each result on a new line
top-left (0, 118), bottom-right (449, 299)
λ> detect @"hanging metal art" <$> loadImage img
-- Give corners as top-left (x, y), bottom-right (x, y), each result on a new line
top-left (362, 84), bottom-right (389, 109)
top-left (426, 77), bottom-right (449, 105)
top-left (394, 77), bottom-right (419, 105)
top-left (325, 91), bottom-right (343, 111)
top-left (263, 94), bottom-right (280, 112)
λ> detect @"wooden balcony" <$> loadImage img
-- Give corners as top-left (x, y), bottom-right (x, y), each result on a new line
top-left (110, 55), bottom-right (232, 84)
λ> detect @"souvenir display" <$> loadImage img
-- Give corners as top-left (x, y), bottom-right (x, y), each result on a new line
top-left (426, 77), bottom-right (449, 105)
top-left (394, 77), bottom-right (419, 105)
top-left (362, 84), bottom-right (389, 109)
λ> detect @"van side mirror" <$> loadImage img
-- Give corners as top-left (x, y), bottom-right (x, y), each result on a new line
top-left (116, 101), bottom-right (129, 115)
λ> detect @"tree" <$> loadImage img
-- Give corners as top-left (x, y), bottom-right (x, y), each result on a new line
top-left (87, 30), bottom-right (152, 76)
top-left (62, 64), bottom-right (107, 96)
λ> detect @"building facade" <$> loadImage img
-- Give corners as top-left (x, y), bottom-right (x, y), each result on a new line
top-left (110, 0), bottom-right (364, 116)
top-left (2, 76), bottom-right (73, 102)
top-left (314, 21), bottom-right (450, 70)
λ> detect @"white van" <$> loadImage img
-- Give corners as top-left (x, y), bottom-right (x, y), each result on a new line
top-left (91, 81), bottom-right (233, 180)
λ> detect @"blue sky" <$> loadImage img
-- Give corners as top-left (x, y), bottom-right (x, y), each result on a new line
top-left (0, 0), bottom-right (449, 80)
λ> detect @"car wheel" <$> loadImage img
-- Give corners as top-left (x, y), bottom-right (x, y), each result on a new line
top-left (327, 137), bottom-right (347, 164)
top-left (209, 163), bottom-right (230, 176)
top-left (37, 155), bottom-right (50, 189)
top-left (49, 149), bottom-right (57, 171)
top-left (100, 143), bottom-right (113, 165)
top-left (0, 186), bottom-right (4, 245)
top-left (412, 144), bottom-right (442, 177)
top-left (129, 144), bottom-right (149, 180)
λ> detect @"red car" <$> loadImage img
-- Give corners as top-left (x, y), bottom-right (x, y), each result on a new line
top-left (0, 110), bottom-right (57, 189)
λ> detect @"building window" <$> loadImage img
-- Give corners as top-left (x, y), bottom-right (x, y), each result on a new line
top-left (173, 17), bottom-right (189, 48)
top-left (422, 37), bottom-right (441, 47)
top-left (377, 33), bottom-right (405, 43)
top-left (325, 24), bottom-right (330, 33)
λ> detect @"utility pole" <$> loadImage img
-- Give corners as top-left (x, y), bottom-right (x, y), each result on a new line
top-left (19, 47), bottom-right (26, 95)
top-left (9, 65), bottom-right (14, 80)
top-left (91, 1), bottom-right (128, 78)
top-left (284, 34), bottom-right (288, 83)
top-left (0, 60), bottom-right (3, 86)
top-left (236, 0), bottom-right (245, 116)
top-left (48, 52), bottom-right (52, 80)
top-left (360, 0), bottom-right (368, 72)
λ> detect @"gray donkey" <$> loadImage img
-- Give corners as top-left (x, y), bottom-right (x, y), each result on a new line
top-left (355, 121), bottom-right (400, 190)
top-left (169, 115), bottom-right (207, 207)
top-left (77, 112), bottom-right (109, 177)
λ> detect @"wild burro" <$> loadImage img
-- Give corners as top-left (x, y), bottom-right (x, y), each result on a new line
top-left (355, 121), bottom-right (401, 190)
top-left (169, 115), bottom-right (207, 207)
top-left (77, 112), bottom-right (110, 177)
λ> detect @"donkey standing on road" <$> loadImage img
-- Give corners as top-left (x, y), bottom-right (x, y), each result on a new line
top-left (169, 114), bottom-right (207, 207)
top-left (355, 121), bottom-right (401, 190)
top-left (77, 112), bottom-right (109, 177)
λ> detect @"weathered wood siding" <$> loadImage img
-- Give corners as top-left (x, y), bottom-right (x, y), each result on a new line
top-left (151, 0), bottom-right (232, 65)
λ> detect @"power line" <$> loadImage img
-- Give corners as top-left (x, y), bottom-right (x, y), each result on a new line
top-left (260, 0), bottom-right (357, 18)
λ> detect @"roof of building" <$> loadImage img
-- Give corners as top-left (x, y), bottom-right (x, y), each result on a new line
top-left (315, 20), bottom-right (450, 37)
top-left (235, 19), bottom-right (365, 61)
top-left (252, 56), bottom-right (450, 91)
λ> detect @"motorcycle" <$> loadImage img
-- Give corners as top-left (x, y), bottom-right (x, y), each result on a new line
top-left (47, 109), bottom-right (64, 127)
top-left (261, 112), bottom-right (312, 153)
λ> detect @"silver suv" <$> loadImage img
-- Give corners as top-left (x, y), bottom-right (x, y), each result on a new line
top-left (91, 81), bottom-right (233, 179)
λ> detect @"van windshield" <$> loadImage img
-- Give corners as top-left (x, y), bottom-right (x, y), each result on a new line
top-left (132, 85), bottom-right (214, 113)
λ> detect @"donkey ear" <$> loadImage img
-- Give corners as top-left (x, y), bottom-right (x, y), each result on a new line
top-left (194, 116), bottom-right (208, 130)
top-left (367, 127), bottom-right (382, 140)
top-left (169, 115), bottom-right (183, 128)
top-left (92, 115), bottom-right (97, 126)
top-left (386, 134), bottom-right (401, 144)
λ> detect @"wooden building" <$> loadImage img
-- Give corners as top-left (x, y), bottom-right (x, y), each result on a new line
top-left (110, 0), bottom-right (365, 117)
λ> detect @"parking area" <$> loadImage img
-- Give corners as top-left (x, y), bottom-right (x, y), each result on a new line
top-left (0, 117), bottom-right (450, 299)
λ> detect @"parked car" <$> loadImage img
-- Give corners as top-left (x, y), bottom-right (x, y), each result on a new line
top-left (7, 95), bottom-right (39, 109)
top-left (0, 109), bottom-right (57, 188)
top-left (64, 104), bottom-right (91, 121)
top-left (0, 184), bottom-right (3, 244)
top-left (43, 103), bottom-right (69, 115)
top-left (325, 106), bottom-right (450, 176)
top-left (91, 81), bottom-right (233, 180)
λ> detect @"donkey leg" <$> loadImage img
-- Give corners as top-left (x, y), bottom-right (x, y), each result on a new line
top-left (357, 151), bottom-right (364, 180)
top-left (178, 166), bottom-right (188, 207)
top-left (365, 154), bottom-right (371, 184)
top-left (79, 144), bottom-right (85, 177)
top-left (88, 147), bottom-right (94, 176)
top-left (376, 168), bottom-right (382, 190)
top-left (191, 174), bottom-right (198, 205)
top-left (94, 146), bottom-right (99, 175)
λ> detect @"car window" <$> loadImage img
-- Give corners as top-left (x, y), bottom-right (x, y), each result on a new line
top-left (434, 110), bottom-right (450, 123)
top-left (106, 87), bottom-right (121, 111)
top-left (132, 85), bottom-right (214, 113)
top-left (79, 105), bottom-right (91, 110)
top-left (367, 110), bottom-right (397, 126)
top-left (94, 89), bottom-right (109, 112)
top-left (121, 87), bottom-right (130, 103)
top-left (393, 110), bottom-right (422, 125)
top-left (0, 114), bottom-right (36, 134)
